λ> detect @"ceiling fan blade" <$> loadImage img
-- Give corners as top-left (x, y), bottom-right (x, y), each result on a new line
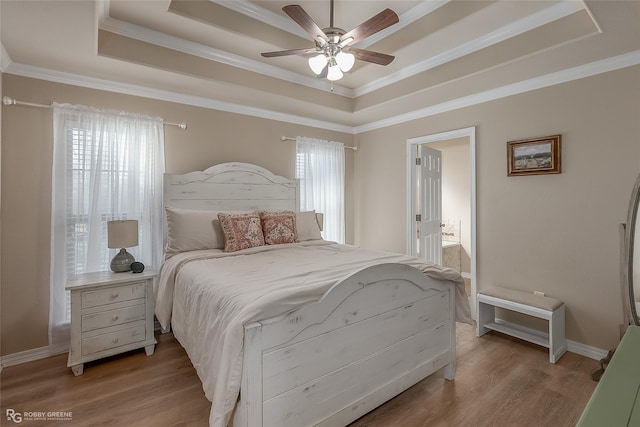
top-left (283, 5), bottom-right (329, 44)
top-left (261, 48), bottom-right (317, 58)
top-left (340, 8), bottom-right (399, 46)
top-left (349, 47), bottom-right (395, 66)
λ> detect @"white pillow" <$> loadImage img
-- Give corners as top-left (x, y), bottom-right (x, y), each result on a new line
top-left (165, 206), bottom-right (225, 258)
top-left (296, 211), bottom-right (323, 241)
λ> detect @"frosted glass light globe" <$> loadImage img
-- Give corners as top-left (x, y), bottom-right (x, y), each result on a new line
top-left (308, 54), bottom-right (328, 75)
top-left (336, 51), bottom-right (355, 72)
top-left (327, 63), bottom-right (344, 81)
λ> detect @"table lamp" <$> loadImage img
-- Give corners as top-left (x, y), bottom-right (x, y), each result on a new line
top-left (107, 220), bottom-right (138, 272)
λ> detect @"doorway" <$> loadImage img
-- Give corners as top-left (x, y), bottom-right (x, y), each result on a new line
top-left (406, 127), bottom-right (477, 318)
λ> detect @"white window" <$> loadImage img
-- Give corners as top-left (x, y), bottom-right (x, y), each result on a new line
top-left (49, 104), bottom-right (165, 351)
top-left (295, 137), bottom-right (345, 243)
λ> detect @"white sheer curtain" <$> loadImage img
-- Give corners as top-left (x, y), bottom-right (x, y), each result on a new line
top-left (296, 136), bottom-right (345, 243)
top-left (49, 103), bottom-right (165, 352)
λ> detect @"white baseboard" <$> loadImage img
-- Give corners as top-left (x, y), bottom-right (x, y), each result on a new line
top-left (567, 339), bottom-right (609, 361)
top-left (0, 344), bottom-right (69, 368)
top-left (0, 322), bottom-right (609, 368)
top-left (2, 322), bottom-right (164, 369)
top-left (491, 318), bottom-right (608, 361)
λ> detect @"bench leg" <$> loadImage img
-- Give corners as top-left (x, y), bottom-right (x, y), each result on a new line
top-left (549, 305), bottom-right (567, 363)
top-left (476, 300), bottom-right (495, 337)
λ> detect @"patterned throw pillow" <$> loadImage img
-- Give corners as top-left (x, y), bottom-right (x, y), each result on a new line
top-left (260, 211), bottom-right (298, 245)
top-left (217, 212), bottom-right (265, 252)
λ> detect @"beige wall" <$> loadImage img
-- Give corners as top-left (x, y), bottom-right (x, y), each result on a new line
top-left (2, 65), bottom-right (639, 355)
top-left (354, 65), bottom-right (640, 350)
top-left (0, 74), bottom-right (354, 355)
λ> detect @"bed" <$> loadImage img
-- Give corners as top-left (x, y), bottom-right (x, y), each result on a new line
top-left (155, 162), bottom-right (472, 427)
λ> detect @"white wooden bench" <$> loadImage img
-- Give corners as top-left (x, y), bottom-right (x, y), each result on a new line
top-left (476, 286), bottom-right (567, 363)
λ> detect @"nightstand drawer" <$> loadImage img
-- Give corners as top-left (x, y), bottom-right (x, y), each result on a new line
top-left (81, 282), bottom-right (146, 308)
top-left (81, 323), bottom-right (146, 356)
top-left (81, 303), bottom-right (145, 332)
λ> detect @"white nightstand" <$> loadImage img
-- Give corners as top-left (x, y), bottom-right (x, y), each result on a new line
top-left (65, 269), bottom-right (158, 376)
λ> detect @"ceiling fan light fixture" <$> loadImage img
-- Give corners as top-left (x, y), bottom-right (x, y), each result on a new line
top-left (336, 51), bottom-right (355, 72)
top-left (327, 60), bottom-right (343, 81)
top-left (262, 2), bottom-right (399, 84)
top-left (308, 54), bottom-right (328, 75)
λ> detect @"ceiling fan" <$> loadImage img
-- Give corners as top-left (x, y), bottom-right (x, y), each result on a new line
top-left (261, 0), bottom-right (399, 82)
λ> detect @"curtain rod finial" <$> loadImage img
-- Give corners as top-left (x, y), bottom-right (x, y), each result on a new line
top-left (178, 122), bottom-right (187, 130)
top-left (3, 96), bottom-right (16, 106)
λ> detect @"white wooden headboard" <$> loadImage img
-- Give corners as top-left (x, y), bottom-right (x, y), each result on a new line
top-left (164, 162), bottom-right (299, 212)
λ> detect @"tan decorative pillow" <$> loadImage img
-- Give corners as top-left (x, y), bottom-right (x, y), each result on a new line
top-left (218, 212), bottom-right (265, 252)
top-left (260, 211), bottom-right (298, 245)
top-left (296, 211), bottom-right (323, 241)
top-left (165, 206), bottom-right (225, 259)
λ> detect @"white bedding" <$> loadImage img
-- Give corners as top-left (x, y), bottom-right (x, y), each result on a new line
top-left (155, 240), bottom-right (472, 427)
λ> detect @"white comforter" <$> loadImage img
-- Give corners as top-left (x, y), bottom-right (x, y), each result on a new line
top-left (155, 240), bottom-right (472, 427)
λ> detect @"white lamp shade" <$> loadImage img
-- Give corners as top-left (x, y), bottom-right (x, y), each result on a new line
top-left (107, 220), bottom-right (139, 248)
top-left (327, 63), bottom-right (344, 81)
top-left (336, 51), bottom-right (355, 72)
top-left (308, 54), bottom-right (328, 75)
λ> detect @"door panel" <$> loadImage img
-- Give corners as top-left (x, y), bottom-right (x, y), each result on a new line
top-left (417, 145), bottom-right (442, 265)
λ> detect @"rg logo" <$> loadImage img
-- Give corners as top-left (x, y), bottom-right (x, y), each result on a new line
top-left (6, 409), bottom-right (22, 423)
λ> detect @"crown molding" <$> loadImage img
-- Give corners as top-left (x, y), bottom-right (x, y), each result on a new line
top-left (95, 0), bottom-right (110, 25)
top-left (104, 1), bottom-right (448, 96)
top-left (354, 0), bottom-right (587, 97)
top-left (4, 51), bottom-right (638, 135)
top-left (215, 0), bottom-right (450, 51)
top-left (211, 0), bottom-right (310, 39)
top-left (357, 0), bottom-right (449, 50)
top-left (3, 61), bottom-right (354, 133)
top-left (100, 17), bottom-right (355, 98)
top-left (355, 50), bottom-right (640, 133)
top-left (98, 1), bottom-right (587, 99)
top-left (579, 0), bottom-right (603, 34)
top-left (0, 43), bottom-right (11, 73)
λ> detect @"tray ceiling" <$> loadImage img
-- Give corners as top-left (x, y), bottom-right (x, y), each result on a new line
top-left (1, 1), bottom-right (639, 132)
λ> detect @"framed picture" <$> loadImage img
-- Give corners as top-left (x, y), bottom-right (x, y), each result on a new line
top-left (507, 134), bottom-right (561, 176)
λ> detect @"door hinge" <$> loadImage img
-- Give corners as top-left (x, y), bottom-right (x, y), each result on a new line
top-left (416, 214), bottom-right (422, 222)
top-left (415, 157), bottom-right (422, 166)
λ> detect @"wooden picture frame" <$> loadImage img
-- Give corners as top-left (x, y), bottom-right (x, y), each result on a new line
top-left (507, 134), bottom-right (561, 176)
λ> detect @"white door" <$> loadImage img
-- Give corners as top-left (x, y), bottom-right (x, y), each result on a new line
top-left (417, 145), bottom-right (442, 264)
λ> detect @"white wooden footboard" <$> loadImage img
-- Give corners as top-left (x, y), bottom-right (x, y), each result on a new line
top-left (234, 263), bottom-right (457, 427)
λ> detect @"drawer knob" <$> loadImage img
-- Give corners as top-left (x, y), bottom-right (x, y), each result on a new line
top-left (111, 292), bottom-right (119, 299)
top-left (112, 338), bottom-right (119, 344)
top-left (111, 316), bottom-right (119, 321)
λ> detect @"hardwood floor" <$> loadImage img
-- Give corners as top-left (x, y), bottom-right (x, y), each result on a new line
top-left (1, 323), bottom-right (597, 427)
top-left (350, 324), bottom-right (596, 427)
top-left (1, 333), bottom-right (211, 426)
